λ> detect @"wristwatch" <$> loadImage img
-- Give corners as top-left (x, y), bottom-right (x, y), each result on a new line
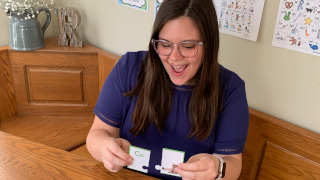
top-left (212, 154), bottom-right (226, 179)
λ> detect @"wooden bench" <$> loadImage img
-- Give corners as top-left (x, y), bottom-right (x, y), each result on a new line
top-left (239, 108), bottom-right (320, 180)
top-left (0, 38), bottom-right (119, 151)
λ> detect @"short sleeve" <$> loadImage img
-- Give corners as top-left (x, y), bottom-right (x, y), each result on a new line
top-left (93, 51), bottom-right (146, 128)
top-left (213, 71), bottom-right (249, 155)
top-left (93, 59), bottom-right (125, 128)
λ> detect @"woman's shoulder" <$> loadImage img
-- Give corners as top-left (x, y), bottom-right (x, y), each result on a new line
top-left (114, 51), bottom-right (147, 90)
top-left (116, 51), bottom-right (147, 70)
top-left (219, 65), bottom-right (245, 89)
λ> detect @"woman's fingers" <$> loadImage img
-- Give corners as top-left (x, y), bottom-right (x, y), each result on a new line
top-left (108, 138), bottom-right (133, 163)
top-left (101, 137), bottom-right (133, 173)
top-left (180, 155), bottom-right (215, 171)
top-left (116, 138), bottom-right (132, 156)
top-left (102, 158), bottom-right (123, 172)
top-left (103, 148), bottom-right (131, 166)
top-left (177, 154), bottom-right (218, 180)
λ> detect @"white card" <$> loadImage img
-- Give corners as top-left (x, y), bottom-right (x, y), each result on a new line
top-left (155, 148), bottom-right (185, 177)
top-left (127, 145), bottom-right (151, 173)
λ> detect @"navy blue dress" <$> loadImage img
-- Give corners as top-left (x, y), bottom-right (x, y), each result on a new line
top-left (94, 51), bottom-right (249, 179)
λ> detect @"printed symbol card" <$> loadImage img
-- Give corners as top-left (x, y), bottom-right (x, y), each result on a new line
top-left (155, 148), bottom-right (185, 177)
top-left (272, 0), bottom-right (320, 57)
top-left (214, 0), bottom-right (266, 42)
top-left (127, 146), bottom-right (185, 177)
top-left (127, 145), bottom-right (151, 173)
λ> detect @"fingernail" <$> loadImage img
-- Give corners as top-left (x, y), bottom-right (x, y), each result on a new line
top-left (173, 167), bottom-right (178, 174)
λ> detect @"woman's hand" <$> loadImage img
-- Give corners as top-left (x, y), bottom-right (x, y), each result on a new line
top-left (99, 137), bottom-right (133, 172)
top-left (87, 116), bottom-right (133, 173)
top-left (175, 153), bottom-right (220, 180)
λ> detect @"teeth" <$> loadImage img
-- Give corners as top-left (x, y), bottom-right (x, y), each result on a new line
top-left (173, 65), bottom-right (184, 69)
top-left (172, 65), bottom-right (186, 73)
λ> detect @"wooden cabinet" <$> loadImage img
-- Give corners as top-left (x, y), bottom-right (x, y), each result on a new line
top-left (0, 38), bottom-right (119, 150)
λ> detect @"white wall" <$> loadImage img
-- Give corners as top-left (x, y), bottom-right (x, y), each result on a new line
top-left (1, 0), bottom-right (319, 134)
top-left (0, 12), bottom-right (9, 47)
top-left (219, 1), bottom-right (320, 134)
top-left (62, 0), bottom-right (155, 55)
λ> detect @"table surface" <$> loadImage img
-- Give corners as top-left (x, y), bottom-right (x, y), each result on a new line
top-left (0, 131), bottom-right (157, 180)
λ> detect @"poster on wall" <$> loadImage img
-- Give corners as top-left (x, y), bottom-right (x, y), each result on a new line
top-left (118, 0), bottom-right (148, 11)
top-left (213, 0), bottom-right (266, 42)
top-left (272, 0), bottom-right (320, 57)
top-left (154, 0), bottom-right (163, 18)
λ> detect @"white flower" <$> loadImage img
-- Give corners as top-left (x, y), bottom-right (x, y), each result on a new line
top-left (1, 0), bottom-right (61, 18)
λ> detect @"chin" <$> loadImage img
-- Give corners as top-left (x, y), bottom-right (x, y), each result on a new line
top-left (171, 79), bottom-right (188, 86)
top-left (172, 82), bottom-right (185, 86)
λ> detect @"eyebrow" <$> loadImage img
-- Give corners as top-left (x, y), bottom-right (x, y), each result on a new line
top-left (158, 37), bottom-right (200, 43)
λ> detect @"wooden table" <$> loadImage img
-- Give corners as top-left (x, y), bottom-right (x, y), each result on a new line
top-left (0, 131), bottom-right (157, 179)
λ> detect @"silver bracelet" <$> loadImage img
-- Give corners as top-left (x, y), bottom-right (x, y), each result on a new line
top-left (212, 154), bottom-right (226, 179)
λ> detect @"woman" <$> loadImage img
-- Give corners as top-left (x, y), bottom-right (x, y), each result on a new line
top-left (86, 0), bottom-right (249, 179)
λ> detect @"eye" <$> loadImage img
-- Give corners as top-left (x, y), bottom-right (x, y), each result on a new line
top-left (160, 41), bottom-right (172, 48)
top-left (181, 42), bottom-right (196, 49)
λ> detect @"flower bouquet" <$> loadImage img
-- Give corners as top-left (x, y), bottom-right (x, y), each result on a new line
top-left (0, 0), bottom-right (57, 19)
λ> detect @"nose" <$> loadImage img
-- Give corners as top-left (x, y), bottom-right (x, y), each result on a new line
top-left (169, 44), bottom-right (183, 60)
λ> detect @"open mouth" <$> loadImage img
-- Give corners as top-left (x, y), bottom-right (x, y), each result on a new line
top-left (170, 64), bottom-right (188, 76)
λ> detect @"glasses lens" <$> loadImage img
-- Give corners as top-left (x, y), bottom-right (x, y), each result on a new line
top-left (153, 40), bottom-right (172, 56)
top-left (179, 42), bottom-right (199, 58)
top-left (152, 39), bottom-right (202, 57)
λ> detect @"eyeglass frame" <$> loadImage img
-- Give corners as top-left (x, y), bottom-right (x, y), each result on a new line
top-left (151, 39), bottom-right (204, 58)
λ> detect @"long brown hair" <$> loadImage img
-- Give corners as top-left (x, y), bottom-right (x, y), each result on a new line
top-left (125, 0), bottom-right (222, 140)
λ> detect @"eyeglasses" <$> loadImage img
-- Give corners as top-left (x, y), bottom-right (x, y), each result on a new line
top-left (151, 39), bottom-right (203, 58)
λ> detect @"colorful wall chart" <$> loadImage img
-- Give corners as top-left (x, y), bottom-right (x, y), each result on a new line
top-left (272, 0), bottom-right (320, 57)
top-left (214, 0), bottom-right (266, 42)
top-left (154, 0), bottom-right (163, 18)
top-left (118, 0), bottom-right (148, 11)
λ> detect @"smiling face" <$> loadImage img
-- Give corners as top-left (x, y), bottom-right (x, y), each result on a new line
top-left (158, 16), bottom-right (204, 86)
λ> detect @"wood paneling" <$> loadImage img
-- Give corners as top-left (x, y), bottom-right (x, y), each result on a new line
top-left (239, 108), bottom-right (320, 180)
top-left (26, 66), bottom-right (84, 103)
top-left (0, 38), bottom-right (117, 150)
top-left (98, 52), bottom-right (119, 91)
top-left (9, 51), bottom-right (99, 116)
top-left (258, 141), bottom-right (320, 179)
top-left (0, 49), bottom-right (16, 121)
